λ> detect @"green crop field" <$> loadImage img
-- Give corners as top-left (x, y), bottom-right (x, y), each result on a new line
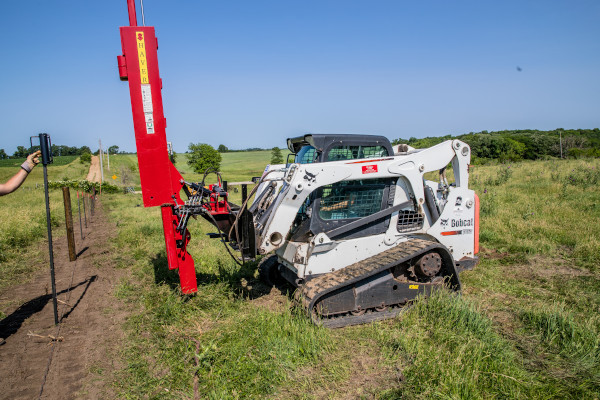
top-left (173, 150), bottom-right (272, 183)
top-left (105, 151), bottom-right (272, 189)
top-left (1, 152), bottom-right (599, 398)
top-left (0, 155), bottom-right (79, 168)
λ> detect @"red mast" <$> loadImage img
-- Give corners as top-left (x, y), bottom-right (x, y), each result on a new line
top-left (117, 0), bottom-right (197, 293)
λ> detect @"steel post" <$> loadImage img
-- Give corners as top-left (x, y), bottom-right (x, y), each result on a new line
top-left (43, 165), bottom-right (59, 325)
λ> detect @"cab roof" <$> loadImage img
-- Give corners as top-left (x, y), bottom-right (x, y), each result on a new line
top-left (287, 134), bottom-right (393, 155)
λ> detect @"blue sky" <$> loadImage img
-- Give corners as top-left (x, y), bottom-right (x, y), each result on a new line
top-left (1, 0), bottom-right (599, 153)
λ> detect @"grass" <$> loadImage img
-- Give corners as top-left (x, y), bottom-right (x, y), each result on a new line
top-left (0, 156), bottom-right (90, 291)
top-left (173, 150), bottom-right (272, 183)
top-left (2, 150), bottom-right (600, 398)
top-left (104, 151), bottom-right (271, 193)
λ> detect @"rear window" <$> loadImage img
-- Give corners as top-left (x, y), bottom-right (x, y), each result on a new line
top-left (327, 145), bottom-right (388, 161)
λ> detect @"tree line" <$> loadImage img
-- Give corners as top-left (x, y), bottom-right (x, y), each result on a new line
top-left (216, 144), bottom-right (274, 153)
top-left (0, 144), bottom-right (129, 160)
top-left (392, 128), bottom-right (600, 163)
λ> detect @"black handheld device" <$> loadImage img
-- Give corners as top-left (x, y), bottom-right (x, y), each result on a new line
top-left (30, 133), bottom-right (53, 165)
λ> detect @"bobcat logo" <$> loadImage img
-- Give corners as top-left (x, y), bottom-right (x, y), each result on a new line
top-left (440, 218), bottom-right (449, 228)
top-left (303, 171), bottom-right (318, 184)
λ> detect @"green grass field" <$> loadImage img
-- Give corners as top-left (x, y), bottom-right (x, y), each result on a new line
top-left (0, 156), bottom-right (90, 293)
top-left (2, 152), bottom-right (599, 398)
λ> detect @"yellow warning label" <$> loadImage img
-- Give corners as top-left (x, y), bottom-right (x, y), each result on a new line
top-left (112, 175), bottom-right (117, 180)
top-left (136, 31), bottom-right (149, 84)
top-left (409, 285), bottom-right (419, 290)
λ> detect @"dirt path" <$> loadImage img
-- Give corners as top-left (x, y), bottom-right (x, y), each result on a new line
top-left (0, 202), bottom-right (127, 399)
top-left (86, 156), bottom-right (102, 183)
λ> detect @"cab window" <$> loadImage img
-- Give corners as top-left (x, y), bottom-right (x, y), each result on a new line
top-left (326, 145), bottom-right (388, 161)
top-left (296, 146), bottom-right (318, 164)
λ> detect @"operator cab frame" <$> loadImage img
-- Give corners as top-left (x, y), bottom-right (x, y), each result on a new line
top-left (287, 134), bottom-right (399, 242)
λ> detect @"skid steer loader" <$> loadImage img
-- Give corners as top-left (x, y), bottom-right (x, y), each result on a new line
top-left (246, 134), bottom-right (479, 327)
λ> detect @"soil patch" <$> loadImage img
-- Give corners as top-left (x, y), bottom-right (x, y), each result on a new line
top-left (0, 201), bottom-right (127, 399)
top-left (86, 156), bottom-right (102, 183)
top-left (250, 285), bottom-right (290, 313)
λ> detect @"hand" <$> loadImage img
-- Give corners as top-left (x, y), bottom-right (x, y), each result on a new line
top-left (26, 150), bottom-right (41, 170)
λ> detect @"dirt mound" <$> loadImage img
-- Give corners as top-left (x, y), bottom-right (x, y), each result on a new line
top-left (85, 156), bottom-right (102, 183)
top-left (0, 202), bottom-right (127, 399)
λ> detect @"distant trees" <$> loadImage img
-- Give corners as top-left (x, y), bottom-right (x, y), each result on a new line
top-left (0, 149), bottom-right (7, 160)
top-left (187, 143), bottom-right (221, 173)
top-left (80, 146), bottom-right (91, 155)
top-left (4, 144), bottom-right (118, 159)
top-left (13, 146), bottom-right (29, 158)
top-left (80, 152), bottom-right (92, 163)
top-left (392, 129), bottom-right (600, 162)
top-left (46, 145), bottom-right (95, 157)
top-left (270, 147), bottom-right (283, 164)
top-left (217, 144), bottom-right (229, 153)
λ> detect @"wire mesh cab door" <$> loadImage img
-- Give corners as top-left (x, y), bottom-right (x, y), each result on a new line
top-left (290, 178), bottom-right (395, 241)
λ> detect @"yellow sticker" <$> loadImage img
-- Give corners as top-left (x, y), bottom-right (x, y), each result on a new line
top-left (409, 285), bottom-right (419, 290)
top-left (136, 31), bottom-right (149, 84)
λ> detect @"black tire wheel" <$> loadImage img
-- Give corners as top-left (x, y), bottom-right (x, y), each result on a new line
top-left (258, 255), bottom-right (284, 287)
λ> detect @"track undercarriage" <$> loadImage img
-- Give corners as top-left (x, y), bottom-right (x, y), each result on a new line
top-left (261, 238), bottom-right (461, 328)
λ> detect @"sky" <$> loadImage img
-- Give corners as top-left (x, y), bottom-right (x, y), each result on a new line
top-left (1, 0), bottom-right (599, 154)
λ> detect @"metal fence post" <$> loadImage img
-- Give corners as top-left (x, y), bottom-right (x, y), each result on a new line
top-left (42, 163), bottom-right (59, 325)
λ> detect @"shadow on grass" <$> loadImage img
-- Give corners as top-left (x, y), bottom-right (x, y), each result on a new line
top-left (0, 275), bottom-right (97, 340)
top-left (150, 251), bottom-right (292, 300)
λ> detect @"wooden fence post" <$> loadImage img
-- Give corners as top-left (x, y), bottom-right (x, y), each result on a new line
top-left (62, 187), bottom-right (77, 261)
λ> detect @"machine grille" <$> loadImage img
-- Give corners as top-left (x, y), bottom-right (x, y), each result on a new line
top-left (397, 209), bottom-right (424, 232)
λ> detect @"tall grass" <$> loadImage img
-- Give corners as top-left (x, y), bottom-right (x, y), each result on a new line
top-left (519, 305), bottom-right (600, 395)
top-left (0, 158), bottom-right (85, 290)
top-left (375, 290), bottom-right (546, 399)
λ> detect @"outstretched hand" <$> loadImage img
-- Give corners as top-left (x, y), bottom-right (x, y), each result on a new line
top-left (26, 150), bottom-right (41, 170)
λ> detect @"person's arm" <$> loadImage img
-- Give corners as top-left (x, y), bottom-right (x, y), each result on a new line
top-left (0, 151), bottom-right (41, 196)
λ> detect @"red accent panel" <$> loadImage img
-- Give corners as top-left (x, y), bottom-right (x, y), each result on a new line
top-left (441, 231), bottom-right (460, 236)
top-left (474, 193), bottom-right (480, 254)
top-left (362, 164), bottom-right (378, 174)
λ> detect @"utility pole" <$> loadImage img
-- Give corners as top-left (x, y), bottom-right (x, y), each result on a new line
top-left (560, 132), bottom-right (563, 159)
top-left (99, 139), bottom-right (104, 182)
